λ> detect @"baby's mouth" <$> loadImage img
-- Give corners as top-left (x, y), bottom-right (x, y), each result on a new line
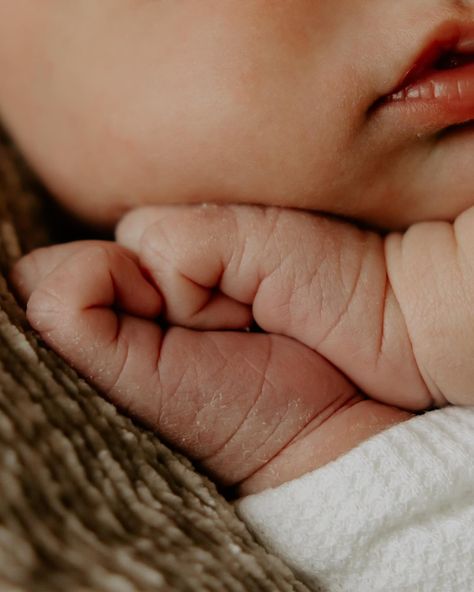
top-left (388, 53), bottom-right (474, 103)
top-left (379, 24), bottom-right (474, 133)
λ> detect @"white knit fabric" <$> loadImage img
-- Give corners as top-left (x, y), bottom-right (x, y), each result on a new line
top-left (237, 407), bottom-right (474, 592)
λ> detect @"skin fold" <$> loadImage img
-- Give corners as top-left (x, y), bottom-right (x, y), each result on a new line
top-left (12, 204), bottom-right (474, 495)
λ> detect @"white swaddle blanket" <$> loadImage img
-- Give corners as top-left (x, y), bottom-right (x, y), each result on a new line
top-left (238, 407), bottom-right (474, 592)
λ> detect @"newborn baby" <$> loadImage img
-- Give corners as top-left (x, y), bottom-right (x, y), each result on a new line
top-left (2, 1), bottom-right (474, 591)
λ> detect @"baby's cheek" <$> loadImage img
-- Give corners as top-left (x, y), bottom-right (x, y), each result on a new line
top-left (0, 0), bottom-right (346, 228)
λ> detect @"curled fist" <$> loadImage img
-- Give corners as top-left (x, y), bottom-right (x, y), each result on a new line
top-left (14, 204), bottom-right (474, 493)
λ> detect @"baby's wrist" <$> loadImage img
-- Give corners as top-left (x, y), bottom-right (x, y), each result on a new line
top-left (238, 399), bottom-right (412, 497)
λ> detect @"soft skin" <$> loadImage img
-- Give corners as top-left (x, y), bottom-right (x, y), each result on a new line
top-left (12, 204), bottom-right (474, 495)
top-left (2, 1), bottom-right (474, 229)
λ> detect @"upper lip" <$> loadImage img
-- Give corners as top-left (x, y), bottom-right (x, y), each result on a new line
top-left (386, 21), bottom-right (474, 98)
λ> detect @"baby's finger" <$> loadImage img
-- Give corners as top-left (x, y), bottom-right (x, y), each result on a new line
top-left (11, 241), bottom-right (141, 304)
top-left (118, 205), bottom-right (429, 410)
top-left (18, 244), bottom-right (162, 340)
top-left (118, 205), bottom-right (253, 330)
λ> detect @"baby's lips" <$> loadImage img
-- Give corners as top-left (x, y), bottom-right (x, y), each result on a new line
top-left (378, 22), bottom-right (474, 132)
top-left (389, 59), bottom-right (474, 102)
top-left (386, 62), bottom-right (474, 127)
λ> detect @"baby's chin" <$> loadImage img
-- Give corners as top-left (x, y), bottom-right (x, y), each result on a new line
top-left (341, 177), bottom-right (474, 231)
top-left (45, 188), bottom-right (444, 234)
top-left (35, 124), bottom-right (474, 233)
top-left (51, 175), bottom-right (474, 235)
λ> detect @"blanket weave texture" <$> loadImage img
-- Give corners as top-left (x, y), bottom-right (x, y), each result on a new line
top-left (0, 130), bottom-right (308, 592)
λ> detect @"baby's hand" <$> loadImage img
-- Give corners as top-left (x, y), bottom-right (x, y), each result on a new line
top-left (12, 240), bottom-right (408, 495)
top-left (117, 204), bottom-right (474, 410)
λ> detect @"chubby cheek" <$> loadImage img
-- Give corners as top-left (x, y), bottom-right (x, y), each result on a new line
top-left (89, 69), bottom-right (349, 225)
top-left (0, 0), bottom-right (354, 227)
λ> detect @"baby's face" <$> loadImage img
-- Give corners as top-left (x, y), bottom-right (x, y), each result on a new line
top-left (1, 1), bottom-right (474, 228)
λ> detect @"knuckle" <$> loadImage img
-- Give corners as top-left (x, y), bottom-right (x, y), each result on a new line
top-left (79, 244), bottom-right (112, 265)
top-left (140, 222), bottom-right (178, 275)
top-left (76, 244), bottom-right (129, 278)
top-left (104, 336), bottom-right (131, 397)
top-left (12, 248), bottom-right (46, 283)
top-left (141, 219), bottom-right (173, 254)
top-left (27, 285), bottom-right (67, 334)
top-left (116, 207), bottom-right (156, 249)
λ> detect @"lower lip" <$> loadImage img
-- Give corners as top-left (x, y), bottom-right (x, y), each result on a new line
top-left (379, 63), bottom-right (474, 132)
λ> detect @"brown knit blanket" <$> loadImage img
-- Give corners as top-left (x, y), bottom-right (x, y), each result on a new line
top-left (0, 131), bottom-right (310, 592)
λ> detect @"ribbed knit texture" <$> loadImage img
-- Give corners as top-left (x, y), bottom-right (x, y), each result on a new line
top-left (0, 129), bottom-right (309, 591)
top-left (238, 407), bottom-right (474, 592)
